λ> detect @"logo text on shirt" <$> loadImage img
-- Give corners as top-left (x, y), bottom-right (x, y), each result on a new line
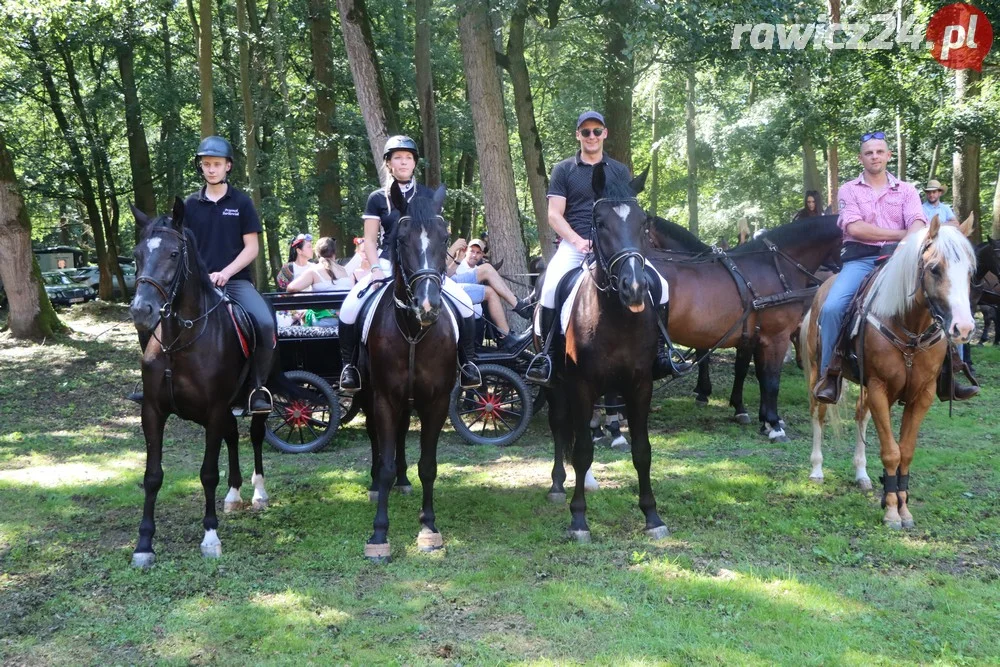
top-left (222, 208), bottom-right (240, 216)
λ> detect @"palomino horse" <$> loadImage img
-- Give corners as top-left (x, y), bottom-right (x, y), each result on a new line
top-left (648, 216), bottom-right (842, 440)
top-left (357, 185), bottom-right (457, 561)
top-left (128, 199), bottom-right (282, 567)
top-left (545, 167), bottom-right (668, 542)
top-left (803, 216), bottom-right (976, 528)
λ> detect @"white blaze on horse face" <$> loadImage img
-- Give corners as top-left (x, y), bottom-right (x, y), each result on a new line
top-left (146, 237), bottom-right (162, 252)
top-left (613, 204), bottom-right (631, 224)
top-left (419, 227), bottom-right (430, 270)
top-left (944, 261), bottom-right (975, 341)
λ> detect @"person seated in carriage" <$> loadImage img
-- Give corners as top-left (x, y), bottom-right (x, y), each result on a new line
top-left (127, 135), bottom-right (277, 413)
top-left (446, 237), bottom-right (532, 351)
top-left (812, 131), bottom-right (978, 405)
top-left (275, 233), bottom-right (314, 291)
top-left (336, 135), bottom-right (483, 394)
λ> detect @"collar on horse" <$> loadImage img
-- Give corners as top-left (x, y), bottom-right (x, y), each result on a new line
top-left (590, 197), bottom-right (645, 293)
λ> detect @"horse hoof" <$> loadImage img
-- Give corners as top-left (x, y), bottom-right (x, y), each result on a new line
top-left (901, 518), bottom-right (915, 529)
top-left (646, 525), bottom-right (670, 540)
top-left (364, 542), bottom-right (391, 562)
top-left (547, 491), bottom-right (566, 503)
top-left (735, 413), bottom-right (751, 425)
top-left (808, 475), bottom-right (824, 484)
top-left (611, 435), bottom-right (628, 449)
top-left (368, 490), bottom-right (379, 502)
top-left (395, 485), bottom-right (413, 495)
top-left (884, 519), bottom-right (903, 530)
top-left (251, 498), bottom-right (269, 511)
top-left (201, 544), bottom-right (222, 559)
top-left (223, 500), bottom-right (242, 513)
top-left (771, 433), bottom-right (790, 443)
top-left (131, 552), bottom-right (155, 568)
top-left (417, 530), bottom-right (444, 552)
top-left (567, 529), bottom-right (591, 544)
top-left (695, 397), bottom-right (709, 407)
top-left (857, 479), bottom-right (873, 492)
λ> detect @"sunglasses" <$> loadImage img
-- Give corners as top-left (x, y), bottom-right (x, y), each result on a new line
top-left (291, 233), bottom-right (313, 247)
top-left (860, 131), bottom-right (886, 143)
top-left (579, 127), bottom-right (605, 138)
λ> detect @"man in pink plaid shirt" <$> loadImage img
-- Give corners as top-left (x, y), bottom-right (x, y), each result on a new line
top-left (813, 131), bottom-right (927, 404)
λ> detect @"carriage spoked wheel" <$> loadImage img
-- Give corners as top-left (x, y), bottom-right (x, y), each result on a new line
top-left (449, 363), bottom-right (533, 447)
top-left (265, 370), bottom-right (340, 454)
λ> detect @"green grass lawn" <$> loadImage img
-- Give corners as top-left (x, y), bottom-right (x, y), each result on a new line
top-left (2, 303), bottom-right (998, 665)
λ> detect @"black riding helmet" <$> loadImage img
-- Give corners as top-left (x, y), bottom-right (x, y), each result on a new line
top-left (383, 135), bottom-right (419, 161)
top-left (195, 136), bottom-right (234, 182)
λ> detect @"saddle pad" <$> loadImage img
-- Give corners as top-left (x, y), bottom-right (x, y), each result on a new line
top-left (226, 302), bottom-right (253, 359)
top-left (360, 284), bottom-right (459, 343)
top-left (559, 272), bottom-right (587, 335)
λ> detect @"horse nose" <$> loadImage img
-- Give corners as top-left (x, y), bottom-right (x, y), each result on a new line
top-left (130, 300), bottom-right (154, 330)
top-left (950, 318), bottom-right (974, 343)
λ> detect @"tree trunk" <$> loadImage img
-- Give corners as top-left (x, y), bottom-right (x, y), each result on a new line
top-left (458, 0), bottom-right (529, 297)
top-left (117, 14), bottom-right (156, 218)
top-left (603, 0), bottom-right (634, 171)
top-left (928, 143), bottom-right (940, 182)
top-left (159, 9), bottom-right (184, 207)
top-left (825, 0), bottom-right (840, 214)
top-left (0, 131), bottom-right (63, 339)
top-left (310, 0), bottom-right (343, 242)
top-left (992, 165), bottom-right (1000, 239)
top-left (215, 0), bottom-right (244, 182)
top-left (505, 0), bottom-right (554, 259)
top-left (462, 152), bottom-right (475, 239)
top-left (199, 0), bottom-right (215, 137)
top-left (273, 25), bottom-right (307, 229)
top-left (895, 112), bottom-right (906, 179)
top-left (685, 63), bottom-right (698, 237)
top-left (798, 69), bottom-right (822, 195)
top-left (451, 152), bottom-right (467, 236)
top-left (649, 81), bottom-right (662, 218)
top-left (336, 0), bottom-right (400, 184)
top-left (236, 0), bottom-right (265, 287)
top-left (414, 0), bottom-right (442, 188)
top-left (952, 68), bottom-right (982, 242)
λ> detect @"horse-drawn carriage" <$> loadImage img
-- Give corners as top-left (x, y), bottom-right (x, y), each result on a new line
top-left (263, 289), bottom-right (537, 453)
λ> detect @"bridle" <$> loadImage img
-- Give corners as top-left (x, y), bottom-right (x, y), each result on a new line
top-left (392, 214), bottom-right (445, 309)
top-left (590, 198), bottom-right (646, 293)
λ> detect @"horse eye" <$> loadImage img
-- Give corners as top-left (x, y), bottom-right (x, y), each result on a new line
top-left (929, 265), bottom-right (942, 277)
top-left (170, 251), bottom-right (179, 258)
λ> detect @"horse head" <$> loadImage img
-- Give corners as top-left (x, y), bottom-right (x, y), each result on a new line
top-left (920, 214), bottom-right (977, 343)
top-left (393, 185), bottom-right (448, 328)
top-left (129, 197), bottom-right (191, 333)
top-left (591, 165), bottom-right (650, 312)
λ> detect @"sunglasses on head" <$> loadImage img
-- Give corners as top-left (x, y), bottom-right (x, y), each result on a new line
top-left (860, 131), bottom-right (886, 143)
top-left (579, 127), bottom-right (605, 138)
top-left (291, 233), bottom-right (313, 247)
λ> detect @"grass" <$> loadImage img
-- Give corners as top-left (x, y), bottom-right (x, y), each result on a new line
top-left (1, 302), bottom-right (999, 665)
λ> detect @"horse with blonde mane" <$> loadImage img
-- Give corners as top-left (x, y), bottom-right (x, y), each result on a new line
top-left (802, 215), bottom-right (976, 529)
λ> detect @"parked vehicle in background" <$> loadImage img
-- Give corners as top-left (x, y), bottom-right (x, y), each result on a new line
top-left (34, 246), bottom-right (85, 272)
top-left (41, 271), bottom-right (96, 306)
top-left (73, 263), bottom-right (136, 296)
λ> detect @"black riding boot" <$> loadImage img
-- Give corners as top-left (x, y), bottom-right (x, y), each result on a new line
top-left (525, 306), bottom-right (557, 387)
top-left (126, 330), bottom-right (153, 403)
top-left (458, 315), bottom-right (483, 389)
top-left (338, 321), bottom-right (362, 394)
top-left (248, 338), bottom-right (276, 414)
top-left (936, 347), bottom-right (980, 402)
top-left (651, 302), bottom-right (689, 380)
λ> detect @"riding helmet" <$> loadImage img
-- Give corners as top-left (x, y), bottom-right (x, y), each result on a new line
top-left (382, 135), bottom-right (419, 161)
top-left (196, 136), bottom-right (234, 161)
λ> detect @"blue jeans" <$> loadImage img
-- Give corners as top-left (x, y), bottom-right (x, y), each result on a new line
top-left (818, 257), bottom-right (876, 375)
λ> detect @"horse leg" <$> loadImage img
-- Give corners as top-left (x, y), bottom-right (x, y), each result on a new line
top-left (606, 393), bottom-right (627, 449)
top-left (198, 416), bottom-right (227, 558)
top-left (694, 351), bottom-right (712, 405)
top-left (753, 342), bottom-right (788, 441)
top-left (222, 418), bottom-right (244, 512)
top-left (366, 412), bottom-right (380, 502)
top-left (394, 412), bottom-right (413, 494)
top-left (853, 400), bottom-right (873, 491)
top-left (547, 388), bottom-right (571, 502)
top-left (415, 398), bottom-right (449, 552)
top-left (867, 381), bottom-right (903, 529)
top-left (730, 345), bottom-right (753, 425)
top-left (590, 406), bottom-right (604, 443)
top-left (249, 413), bottom-right (269, 509)
top-left (567, 384), bottom-right (595, 542)
top-left (808, 400), bottom-right (828, 483)
top-left (132, 406), bottom-right (167, 568)
top-left (366, 395), bottom-right (401, 561)
top-left (625, 383), bottom-right (667, 539)
top-left (895, 386), bottom-right (934, 529)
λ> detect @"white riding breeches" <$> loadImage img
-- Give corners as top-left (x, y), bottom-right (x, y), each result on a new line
top-left (539, 239), bottom-right (670, 309)
top-left (339, 258), bottom-right (475, 324)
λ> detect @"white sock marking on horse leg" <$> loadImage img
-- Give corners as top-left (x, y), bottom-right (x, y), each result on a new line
top-left (768, 424), bottom-right (786, 440)
top-left (223, 487), bottom-right (242, 512)
top-left (584, 468), bottom-right (600, 491)
top-left (251, 473), bottom-right (269, 509)
top-left (854, 412), bottom-right (872, 489)
top-left (809, 413), bottom-right (824, 481)
top-left (200, 529), bottom-right (222, 558)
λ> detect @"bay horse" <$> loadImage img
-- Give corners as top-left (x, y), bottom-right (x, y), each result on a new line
top-left (803, 216), bottom-right (976, 528)
top-left (357, 185), bottom-right (456, 561)
top-left (545, 167), bottom-right (668, 543)
top-left (648, 216), bottom-right (842, 440)
top-left (128, 198), bottom-right (282, 567)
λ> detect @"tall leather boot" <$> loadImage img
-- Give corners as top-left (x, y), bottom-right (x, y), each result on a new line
top-left (813, 355), bottom-right (843, 405)
top-left (458, 315), bottom-right (483, 389)
top-left (248, 333), bottom-right (276, 414)
top-left (937, 347), bottom-right (979, 401)
top-left (126, 330), bottom-right (153, 403)
top-left (338, 321), bottom-right (362, 394)
top-left (651, 302), bottom-right (690, 379)
top-left (525, 306), bottom-right (557, 387)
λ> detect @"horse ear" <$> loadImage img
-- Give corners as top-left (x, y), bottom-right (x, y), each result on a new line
top-left (389, 181), bottom-right (407, 214)
top-left (432, 184), bottom-right (446, 214)
top-left (171, 196), bottom-right (185, 230)
top-left (959, 213), bottom-right (974, 238)
top-left (592, 162), bottom-right (606, 198)
top-left (927, 214), bottom-right (941, 239)
top-left (630, 166), bottom-right (648, 195)
top-left (131, 203), bottom-right (150, 228)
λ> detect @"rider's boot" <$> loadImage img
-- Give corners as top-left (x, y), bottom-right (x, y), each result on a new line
top-left (458, 315), bottom-right (483, 389)
top-left (937, 347), bottom-right (980, 402)
top-left (651, 302), bottom-right (690, 380)
top-left (247, 335), bottom-right (276, 414)
top-left (497, 328), bottom-right (531, 352)
top-left (126, 330), bottom-right (152, 403)
top-left (338, 321), bottom-right (362, 394)
top-left (512, 296), bottom-right (534, 320)
top-left (525, 306), bottom-right (557, 387)
top-left (813, 355), bottom-right (843, 405)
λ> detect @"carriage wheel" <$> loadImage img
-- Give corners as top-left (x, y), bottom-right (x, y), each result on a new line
top-left (265, 370), bottom-right (340, 454)
top-left (339, 394), bottom-right (362, 425)
top-left (449, 364), bottom-right (533, 447)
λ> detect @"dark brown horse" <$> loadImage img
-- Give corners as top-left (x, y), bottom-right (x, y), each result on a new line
top-left (128, 199), bottom-right (282, 567)
top-left (648, 216), bottom-right (842, 440)
top-left (545, 168), bottom-right (668, 543)
top-left (357, 185), bottom-right (456, 562)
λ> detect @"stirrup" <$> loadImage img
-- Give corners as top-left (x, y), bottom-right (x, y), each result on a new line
top-left (460, 363), bottom-right (482, 389)
top-left (248, 387), bottom-right (273, 415)
top-left (339, 365), bottom-right (361, 395)
top-left (525, 353), bottom-right (554, 387)
top-left (126, 381), bottom-right (144, 404)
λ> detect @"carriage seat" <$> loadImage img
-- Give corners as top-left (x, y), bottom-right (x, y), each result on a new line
top-left (278, 325), bottom-right (339, 339)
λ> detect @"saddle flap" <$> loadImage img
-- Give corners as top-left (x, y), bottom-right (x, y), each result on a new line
top-left (226, 302), bottom-right (254, 359)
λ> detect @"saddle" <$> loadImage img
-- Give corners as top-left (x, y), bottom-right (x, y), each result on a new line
top-left (225, 299), bottom-right (255, 360)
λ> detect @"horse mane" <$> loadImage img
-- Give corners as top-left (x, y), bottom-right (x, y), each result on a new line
top-left (865, 225), bottom-right (976, 319)
top-left (734, 215), bottom-right (841, 254)
top-left (651, 216), bottom-right (708, 252)
top-left (388, 193), bottom-right (444, 264)
top-left (600, 176), bottom-right (636, 201)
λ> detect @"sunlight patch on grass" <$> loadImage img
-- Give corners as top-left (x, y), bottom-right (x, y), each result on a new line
top-left (0, 456), bottom-right (142, 487)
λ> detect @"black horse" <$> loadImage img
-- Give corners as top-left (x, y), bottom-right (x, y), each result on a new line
top-left (357, 185), bottom-right (457, 562)
top-left (545, 167), bottom-right (668, 543)
top-left (128, 199), bottom-right (284, 567)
